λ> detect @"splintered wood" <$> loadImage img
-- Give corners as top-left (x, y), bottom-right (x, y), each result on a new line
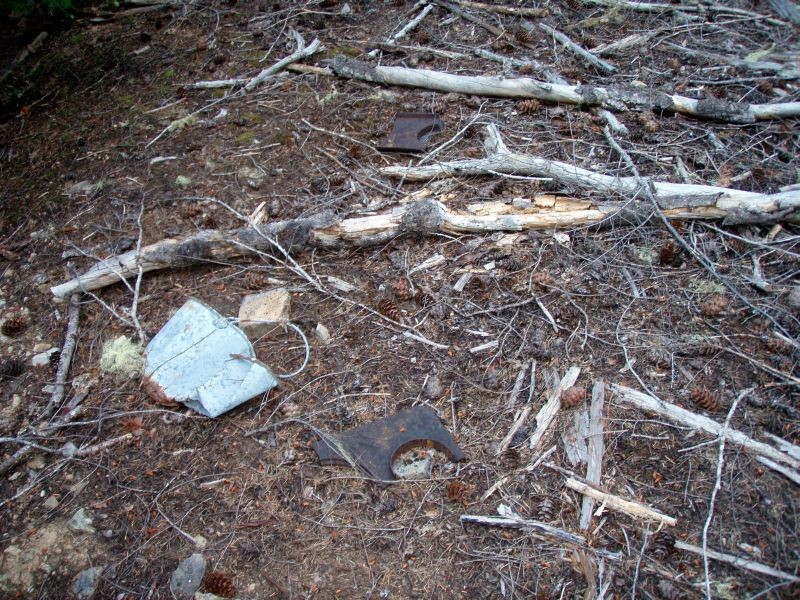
top-left (566, 478), bottom-right (677, 527)
top-left (528, 366), bottom-right (580, 449)
top-left (579, 381), bottom-right (606, 530)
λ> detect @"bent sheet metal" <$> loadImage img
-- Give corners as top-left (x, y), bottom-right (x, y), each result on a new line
top-left (143, 298), bottom-right (277, 417)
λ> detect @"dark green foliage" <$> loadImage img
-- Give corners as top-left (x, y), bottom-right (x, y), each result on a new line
top-left (0, 0), bottom-right (73, 14)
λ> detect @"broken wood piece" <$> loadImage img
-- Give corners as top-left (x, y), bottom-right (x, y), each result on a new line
top-left (496, 361), bottom-right (535, 455)
top-left (674, 540), bottom-right (800, 582)
top-left (580, 381), bottom-right (605, 530)
top-left (611, 384), bottom-right (800, 472)
top-left (328, 57), bottom-right (800, 123)
top-left (472, 48), bottom-right (568, 85)
top-left (763, 433), bottom-right (800, 461)
top-left (51, 188), bottom-right (800, 299)
top-left (561, 411), bottom-right (590, 466)
top-left (565, 478), bottom-right (677, 527)
top-left (529, 366), bottom-right (580, 449)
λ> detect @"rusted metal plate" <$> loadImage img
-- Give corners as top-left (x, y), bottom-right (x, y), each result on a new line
top-left (312, 406), bottom-right (465, 481)
top-left (378, 112), bottom-right (443, 152)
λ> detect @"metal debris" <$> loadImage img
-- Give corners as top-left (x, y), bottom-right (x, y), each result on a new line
top-left (378, 112), bottom-right (443, 152)
top-left (312, 406), bottom-right (465, 481)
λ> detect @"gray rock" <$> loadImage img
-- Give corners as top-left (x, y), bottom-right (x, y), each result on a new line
top-left (73, 566), bottom-right (105, 600)
top-left (68, 508), bottom-right (96, 534)
top-left (169, 553), bottom-right (206, 599)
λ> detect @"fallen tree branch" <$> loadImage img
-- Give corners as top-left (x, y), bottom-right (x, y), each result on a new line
top-left (383, 125), bottom-right (800, 221)
top-left (460, 514), bottom-right (621, 560)
top-left (190, 31), bottom-right (322, 90)
top-left (450, 0), bottom-right (548, 17)
top-left (584, 0), bottom-right (789, 27)
top-left (675, 540), bottom-right (800, 582)
top-left (327, 57), bottom-right (800, 123)
top-left (663, 43), bottom-right (800, 80)
top-left (0, 32), bottom-right (47, 87)
top-left (51, 187), bottom-right (800, 298)
top-left (611, 384), bottom-right (800, 473)
top-left (565, 478), bottom-right (677, 527)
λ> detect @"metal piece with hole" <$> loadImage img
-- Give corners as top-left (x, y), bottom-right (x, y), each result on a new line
top-left (378, 112), bottom-right (444, 152)
top-left (312, 406), bottom-right (465, 481)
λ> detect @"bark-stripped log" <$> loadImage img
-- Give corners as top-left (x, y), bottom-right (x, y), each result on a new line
top-left (51, 189), bottom-right (800, 298)
top-left (328, 57), bottom-right (800, 123)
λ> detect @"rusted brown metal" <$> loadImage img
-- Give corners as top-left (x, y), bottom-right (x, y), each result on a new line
top-left (312, 406), bottom-right (465, 481)
top-left (378, 112), bottom-right (443, 152)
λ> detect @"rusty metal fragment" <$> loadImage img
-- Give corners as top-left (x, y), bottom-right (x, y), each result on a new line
top-left (312, 406), bottom-right (465, 481)
top-left (378, 112), bottom-right (443, 152)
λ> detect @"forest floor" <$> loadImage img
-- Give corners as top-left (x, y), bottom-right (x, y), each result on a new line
top-left (0, 1), bottom-right (799, 598)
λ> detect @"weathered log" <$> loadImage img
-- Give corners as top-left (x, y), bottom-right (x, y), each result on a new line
top-left (51, 189), bottom-right (800, 298)
top-left (328, 57), bottom-right (800, 123)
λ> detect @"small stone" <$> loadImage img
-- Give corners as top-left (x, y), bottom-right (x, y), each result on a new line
top-left (238, 289), bottom-right (291, 338)
top-left (786, 285), bottom-right (800, 312)
top-left (43, 495), bottom-right (59, 510)
top-left (33, 342), bottom-right (53, 353)
top-left (73, 566), bottom-right (105, 600)
top-left (68, 508), bottom-right (96, 534)
top-left (32, 348), bottom-right (58, 367)
top-left (175, 175), bottom-right (192, 187)
top-left (314, 323), bottom-right (331, 345)
top-left (422, 374), bottom-right (443, 400)
top-left (62, 442), bottom-right (78, 458)
top-left (170, 553), bottom-right (206, 599)
top-left (26, 454), bottom-right (46, 470)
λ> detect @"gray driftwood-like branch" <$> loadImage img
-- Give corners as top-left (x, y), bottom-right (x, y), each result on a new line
top-left (382, 125), bottom-right (800, 223)
top-left (327, 57), bottom-right (800, 123)
top-left (51, 185), bottom-right (800, 298)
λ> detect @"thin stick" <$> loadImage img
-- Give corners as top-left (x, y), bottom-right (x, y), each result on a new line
top-left (702, 389), bottom-right (749, 598)
top-left (537, 23), bottom-right (616, 74)
top-left (43, 293), bottom-right (81, 420)
top-left (245, 32), bottom-right (322, 92)
top-left (130, 197), bottom-right (147, 343)
top-left (565, 478), bottom-right (677, 527)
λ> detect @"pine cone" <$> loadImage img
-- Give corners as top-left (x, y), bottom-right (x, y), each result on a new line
top-left (242, 271), bottom-right (270, 290)
top-left (202, 571), bottom-right (236, 598)
top-left (182, 204), bottom-right (203, 218)
top-left (764, 335), bottom-right (794, 356)
top-left (376, 297), bottom-right (401, 321)
top-left (561, 386), bottom-right (587, 408)
top-left (0, 358), bottom-right (25, 380)
top-left (537, 497), bottom-right (555, 521)
top-left (565, 0), bottom-right (583, 10)
top-left (465, 276), bottom-right (488, 293)
top-left (517, 63), bottom-right (535, 76)
top-left (638, 113), bottom-right (660, 133)
top-left (700, 294), bottom-right (728, 317)
top-left (348, 143), bottom-right (366, 159)
top-left (517, 99), bottom-right (540, 115)
top-left (120, 416), bottom-right (144, 434)
top-left (498, 447), bottom-right (520, 469)
top-left (514, 27), bottom-right (533, 44)
top-left (531, 272), bottom-right (553, 288)
top-left (496, 256), bottom-right (523, 272)
top-left (414, 289), bottom-right (435, 307)
top-left (1, 316), bottom-right (27, 338)
top-left (463, 146), bottom-right (483, 158)
top-left (690, 387), bottom-right (720, 412)
top-left (651, 532), bottom-right (675, 560)
top-left (446, 480), bottom-right (472, 505)
top-left (389, 278), bottom-right (414, 301)
top-left (658, 242), bottom-right (677, 266)
top-left (415, 29), bottom-right (432, 44)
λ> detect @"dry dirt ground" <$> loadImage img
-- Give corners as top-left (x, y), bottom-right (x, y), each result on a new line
top-left (0, 1), bottom-right (799, 598)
